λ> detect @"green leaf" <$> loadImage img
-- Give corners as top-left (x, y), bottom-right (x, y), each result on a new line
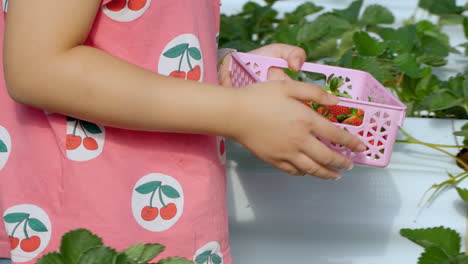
top-left (464, 17), bottom-right (468, 39)
top-left (400, 226), bottom-right (461, 255)
top-left (188, 47), bottom-right (201, 60)
top-left (428, 90), bottom-right (464, 111)
top-left (284, 2), bottom-right (323, 24)
top-left (332, 0), bottom-right (363, 24)
top-left (395, 53), bottom-right (423, 78)
top-left (81, 121), bottom-right (102, 134)
top-left (112, 253), bottom-right (128, 264)
top-left (456, 188), bottom-right (468, 203)
top-left (351, 56), bottom-right (384, 82)
top-left (420, 55), bottom-right (448, 67)
top-left (163, 44), bottom-right (189, 58)
top-left (274, 24), bottom-right (299, 45)
top-left (454, 131), bottom-right (468, 137)
top-left (135, 181), bottom-right (161, 195)
top-left (443, 254), bottom-right (468, 264)
top-left (308, 38), bottom-right (339, 60)
top-left (297, 14), bottom-right (352, 43)
top-left (353, 31), bottom-right (381, 56)
top-left (60, 229), bottom-right (104, 264)
top-left (3, 213), bottom-right (28, 223)
top-left (0, 140), bottom-right (7, 152)
top-left (439, 14), bottom-right (464, 26)
top-left (195, 250), bottom-right (212, 263)
top-left (140, 243), bottom-right (165, 262)
top-left (155, 257), bottom-right (194, 264)
top-left (77, 246), bottom-right (116, 264)
top-left (418, 247), bottom-right (450, 264)
top-left (211, 254), bottom-right (222, 264)
top-left (161, 185), bottom-right (180, 199)
top-left (123, 243), bottom-right (145, 261)
top-left (36, 252), bottom-right (65, 264)
top-left (421, 35), bottom-right (450, 57)
top-left (67, 116), bottom-right (77, 122)
top-left (28, 218), bottom-right (48, 232)
top-left (418, 0), bottom-right (463, 15)
top-left (377, 25), bottom-right (416, 53)
top-left (361, 5), bottom-right (395, 25)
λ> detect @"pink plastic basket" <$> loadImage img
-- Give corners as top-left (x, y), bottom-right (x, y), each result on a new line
top-left (229, 52), bottom-right (407, 168)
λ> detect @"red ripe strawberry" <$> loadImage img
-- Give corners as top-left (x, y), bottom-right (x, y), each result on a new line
top-left (316, 105), bottom-right (330, 116)
top-left (369, 140), bottom-right (383, 146)
top-left (327, 105), bottom-right (350, 117)
top-left (342, 116), bottom-right (363, 126)
top-left (327, 116), bottom-right (338, 123)
top-left (357, 109), bottom-right (365, 116)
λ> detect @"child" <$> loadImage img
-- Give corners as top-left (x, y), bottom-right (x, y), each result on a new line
top-left (0, 0), bottom-right (366, 263)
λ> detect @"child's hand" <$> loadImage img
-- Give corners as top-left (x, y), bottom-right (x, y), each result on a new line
top-left (219, 44), bottom-right (306, 86)
top-left (228, 80), bottom-right (367, 180)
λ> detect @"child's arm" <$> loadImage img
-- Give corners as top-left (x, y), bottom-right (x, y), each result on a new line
top-left (4, 0), bottom-right (366, 179)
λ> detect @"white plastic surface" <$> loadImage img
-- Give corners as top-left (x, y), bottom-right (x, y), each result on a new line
top-left (226, 118), bottom-right (467, 263)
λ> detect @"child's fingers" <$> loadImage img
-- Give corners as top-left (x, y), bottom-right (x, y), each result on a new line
top-left (301, 136), bottom-right (353, 170)
top-left (250, 44), bottom-right (306, 71)
top-left (283, 80), bottom-right (339, 105)
top-left (292, 154), bottom-right (341, 180)
top-left (276, 161), bottom-right (304, 176)
top-left (267, 67), bottom-right (292, 81)
top-left (310, 118), bottom-right (367, 153)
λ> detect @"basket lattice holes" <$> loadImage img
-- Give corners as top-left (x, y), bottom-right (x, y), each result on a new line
top-left (229, 52), bottom-right (406, 167)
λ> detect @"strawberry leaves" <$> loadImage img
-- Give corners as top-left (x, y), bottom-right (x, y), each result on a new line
top-left (37, 229), bottom-right (191, 264)
top-left (400, 227), bottom-right (468, 264)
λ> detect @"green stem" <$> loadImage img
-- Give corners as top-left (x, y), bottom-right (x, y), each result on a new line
top-left (396, 140), bottom-right (468, 149)
top-left (186, 48), bottom-right (193, 71)
top-left (399, 128), bottom-right (468, 171)
top-left (23, 215), bottom-right (30, 239)
top-left (178, 49), bottom-right (185, 72)
top-left (79, 121), bottom-right (89, 138)
top-left (10, 216), bottom-right (27, 237)
top-left (158, 187), bottom-right (167, 208)
top-left (149, 188), bottom-right (157, 208)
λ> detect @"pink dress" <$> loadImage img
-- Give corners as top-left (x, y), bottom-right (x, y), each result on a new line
top-left (0, 0), bottom-right (230, 263)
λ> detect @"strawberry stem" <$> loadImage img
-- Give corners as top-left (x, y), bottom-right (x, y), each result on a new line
top-left (399, 128), bottom-right (468, 171)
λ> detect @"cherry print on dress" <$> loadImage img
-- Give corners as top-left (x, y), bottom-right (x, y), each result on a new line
top-left (163, 44), bottom-right (202, 81)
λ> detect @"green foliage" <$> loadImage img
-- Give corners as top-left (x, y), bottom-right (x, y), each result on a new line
top-left (219, 0), bottom-right (468, 119)
top-left (36, 229), bottom-right (193, 264)
top-left (400, 227), bottom-right (468, 264)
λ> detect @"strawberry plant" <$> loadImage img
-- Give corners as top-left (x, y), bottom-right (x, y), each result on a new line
top-left (35, 228), bottom-right (193, 264)
top-left (220, 0), bottom-right (468, 263)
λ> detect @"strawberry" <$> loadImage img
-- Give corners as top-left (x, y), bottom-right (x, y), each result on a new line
top-left (342, 116), bottom-right (363, 126)
top-left (327, 105), bottom-right (350, 117)
top-left (369, 140), bottom-right (383, 146)
top-left (327, 116), bottom-right (338, 123)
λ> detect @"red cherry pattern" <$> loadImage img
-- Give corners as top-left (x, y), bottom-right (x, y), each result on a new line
top-left (9, 236), bottom-right (19, 250)
top-left (66, 135), bottom-right (82, 150)
top-left (141, 206), bottom-right (158, 221)
top-left (169, 71), bottom-right (186, 79)
top-left (160, 203), bottom-right (177, 220)
top-left (20, 236), bottom-right (41, 253)
top-left (187, 65), bottom-right (201, 81)
top-left (83, 137), bottom-right (99, 151)
top-left (106, 0), bottom-right (147, 12)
